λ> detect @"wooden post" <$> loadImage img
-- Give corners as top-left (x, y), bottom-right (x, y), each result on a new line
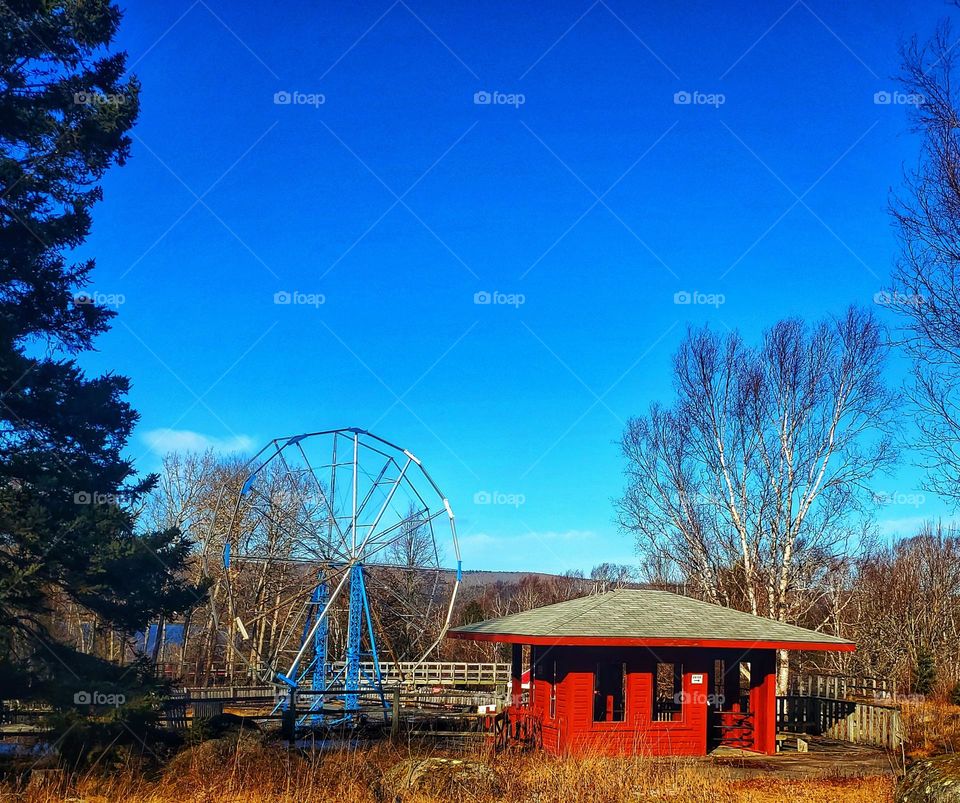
top-left (282, 689), bottom-right (297, 741)
top-left (390, 687), bottom-right (401, 742)
top-left (510, 644), bottom-right (522, 708)
top-left (750, 650), bottom-right (777, 754)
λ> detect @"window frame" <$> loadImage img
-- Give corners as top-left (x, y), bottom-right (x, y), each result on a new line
top-left (651, 661), bottom-right (685, 725)
top-left (592, 661), bottom-right (627, 724)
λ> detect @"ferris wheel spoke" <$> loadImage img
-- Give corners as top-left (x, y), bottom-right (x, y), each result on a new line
top-left (241, 486), bottom-right (349, 564)
top-left (284, 561), bottom-right (353, 680)
top-left (295, 439), bottom-right (350, 557)
top-left (339, 452), bottom-right (395, 552)
top-left (277, 447), bottom-right (344, 556)
top-left (353, 456), bottom-right (414, 557)
top-left (266, 582), bottom-right (321, 672)
top-left (360, 507), bottom-right (445, 563)
top-left (362, 573), bottom-right (444, 641)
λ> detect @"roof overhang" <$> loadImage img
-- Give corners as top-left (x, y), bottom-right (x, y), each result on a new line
top-left (447, 631), bottom-right (855, 652)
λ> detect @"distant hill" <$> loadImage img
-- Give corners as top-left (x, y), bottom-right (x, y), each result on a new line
top-left (440, 568), bottom-right (650, 591)
top-left (455, 569), bottom-right (573, 588)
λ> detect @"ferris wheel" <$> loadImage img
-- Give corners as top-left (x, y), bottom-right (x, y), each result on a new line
top-left (207, 428), bottom-right (461, 726)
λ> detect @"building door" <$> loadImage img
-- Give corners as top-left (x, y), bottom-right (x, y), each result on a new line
top-left (709, 658), bottom-right (754, 750)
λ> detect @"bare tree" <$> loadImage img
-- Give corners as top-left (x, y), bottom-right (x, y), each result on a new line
top-left (618, 309), bottom-right (898, 691)
top-left (839, 524), bottom-right (960, 693)
top-left (890, 22), bottom-right (960, 507)
top-left (141, 450), bottom-right (223, 670)
top-left (589, 562), bottom-right (637, 592)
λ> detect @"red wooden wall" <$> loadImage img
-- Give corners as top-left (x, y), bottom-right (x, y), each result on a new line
top-left (525, 645), bottom-right (777, 756)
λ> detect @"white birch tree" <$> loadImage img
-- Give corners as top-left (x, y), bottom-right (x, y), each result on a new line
top-left (618, 308), bottom-right (898, 691)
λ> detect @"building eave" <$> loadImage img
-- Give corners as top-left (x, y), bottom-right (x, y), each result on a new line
top-left (446, 631), bottom-right (855, 652)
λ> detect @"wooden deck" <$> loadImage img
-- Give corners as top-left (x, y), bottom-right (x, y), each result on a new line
top-left (709, 736), bottom-right (899, 780)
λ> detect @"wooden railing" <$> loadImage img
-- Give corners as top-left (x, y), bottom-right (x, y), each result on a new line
top-left (776, 695), bottom-right (903, 750)
top-left (789, 672), bottom-right (892, 700)
top-left (371, 661), bottom-right (509, 686)
top-left (179, 686), bottom-right (280, 700)
top-left (169, 661), bottom-right (510, 689)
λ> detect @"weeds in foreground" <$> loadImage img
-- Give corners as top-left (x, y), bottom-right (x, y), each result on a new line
top-left (0, 733), bottom-right (896, 803)
top-left (901, 699), bottom-right (960, 757)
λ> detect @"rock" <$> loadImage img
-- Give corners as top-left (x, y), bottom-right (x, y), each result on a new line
top-left (377, 757), bottom-right (501, 802)
top-left (897, 754), bottom-right (960, 802)
top-left (166, 729), bottom-right (264, 777)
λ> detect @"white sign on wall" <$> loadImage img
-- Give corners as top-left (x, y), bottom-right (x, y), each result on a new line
top-left (690, 673), bottom-right (705, 685)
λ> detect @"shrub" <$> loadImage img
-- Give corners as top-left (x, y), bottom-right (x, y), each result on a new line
top-left (949, 682), bottom-right (960, 707)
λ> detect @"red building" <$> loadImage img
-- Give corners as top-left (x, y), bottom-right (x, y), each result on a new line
top-left (448, 590), bottom-right (853, 756)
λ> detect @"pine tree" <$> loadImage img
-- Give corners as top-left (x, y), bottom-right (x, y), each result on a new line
top-left (914, 647), bottom-right (936, 696)
top-left (0, 1), bottom-right (205, 704)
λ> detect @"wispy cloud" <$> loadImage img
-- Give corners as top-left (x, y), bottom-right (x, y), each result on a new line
top-left (141, 428), bottom-right (254, 456)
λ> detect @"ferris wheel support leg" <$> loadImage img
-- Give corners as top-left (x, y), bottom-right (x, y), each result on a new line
top-left (344, 564), bottom-right (366, 715)
top-left (310, 581), bottom-right (329, 726)
top-left (359, 571), bottom-right (388, 723)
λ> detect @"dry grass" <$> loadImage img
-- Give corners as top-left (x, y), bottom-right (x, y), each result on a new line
top-left (0, 734), bottom-right (896, 803)
top-left (901, 698), bottom-right (960, 757)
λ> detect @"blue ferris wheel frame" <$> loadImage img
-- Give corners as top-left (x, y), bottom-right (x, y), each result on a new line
top-left (219, 428), bottom-right (462, 730)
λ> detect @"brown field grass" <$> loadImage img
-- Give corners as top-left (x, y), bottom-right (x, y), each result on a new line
top-left (0, 734), bottom-right (896, 803)
top-left (901, 698), bottom-right (960, 757)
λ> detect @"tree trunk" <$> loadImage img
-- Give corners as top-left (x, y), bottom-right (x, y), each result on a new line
top-left (178, 611), bottom-right (192, 680)
top-left (151, 615), bottom-right (165, 667)
top-left (776, 649), bottom-right (790, 695)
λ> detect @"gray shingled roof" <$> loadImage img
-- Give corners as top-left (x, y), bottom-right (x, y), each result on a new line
top-left (450, 589), bottom-right (852, 647)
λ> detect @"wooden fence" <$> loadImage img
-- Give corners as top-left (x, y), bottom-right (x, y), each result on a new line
top-left (776, 695), bottom-right (903, 750)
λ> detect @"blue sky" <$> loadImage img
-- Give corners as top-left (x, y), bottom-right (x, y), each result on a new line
top-left (78, 0), bottom-right (949, 572)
